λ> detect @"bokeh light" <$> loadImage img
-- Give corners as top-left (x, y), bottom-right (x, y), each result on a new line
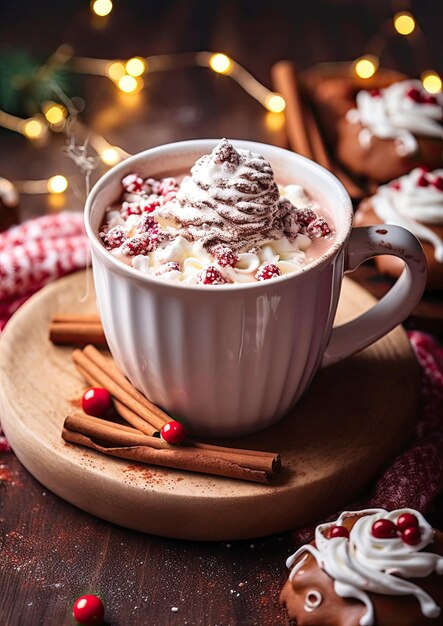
top-left (117, 75), bottom-right (139, 93)
top-left (421, 71), bottom-right (442, 94)
top-left (22, 118), bottom-right (45, 139)
top-left (43, 103), bottom-right (66, 125)
top-left (393, 12), bottom-right (416, 36)
top-left (100, 148), bottom-right (121, 165)
top-left (91, 0), bottom-right (113, 17)
top-left (264, 93), bottom-right (286, 113)
top-left (353, 56), bottom-right (378, 79)
top-left (107, 61), bottom-right (126, 81)
top-left (47, 175), bottom-right (68, 194)
top-left (126, 57), bottom-right (146, 77)
top-left (209, 53), bottom-right (232, 74)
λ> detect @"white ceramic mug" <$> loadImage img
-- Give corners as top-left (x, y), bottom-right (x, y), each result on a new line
top-left (85, 140), bottom-right (426, 437)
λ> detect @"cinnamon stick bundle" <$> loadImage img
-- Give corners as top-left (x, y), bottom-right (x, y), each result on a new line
top-left (63, 413), bottom-right (281, 484)
top-left (72, 346), bottom-right (169, 432)
top-left (271, 60), bottom-right (365, 199)
top-left (50, 313), bottom-right (106, 347)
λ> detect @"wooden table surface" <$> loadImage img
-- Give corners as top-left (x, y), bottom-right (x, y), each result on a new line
top-left (1, 2), bottom-right (443, 625)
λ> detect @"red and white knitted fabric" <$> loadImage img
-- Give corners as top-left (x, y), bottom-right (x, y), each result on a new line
top-left (0, 212), bottom-right (88, 331)
top-left (293, 330), bottom-right (443, 543)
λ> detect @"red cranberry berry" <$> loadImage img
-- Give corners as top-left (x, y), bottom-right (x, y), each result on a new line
top-left (397, 513), bottom-right (419, 532)
top-left (419, 166), bottom-right (431, 172)
top-left (156, 262), bottom-right (180, 275)
top-left (329, 526), bottom-right (350, 539)
top-left (307, 217), bottom-right (332, 238)
top-left (197, 266), bottom-right (227, 285)
top-left (402, 526), bottom-right (421, 546)
top-left (370, 89), bottom-right (382, 98)
top-left (82, 388), bottom-right (112, 418)
top-left (406, 87), bottom-right (422, 102)
top-left (140, 194), bottom-right (162, 213)
top-left (135, 213), bottom-right (156, 235)
top-left (121, 201), bottom-right (142, 220)
top-left (100, 225), bottom-right (127, 250)
top-left (73, 594), bottom-right (105, 625)
top-left (433, 176), bottom-right (443, 191)
top-left (372, 519), bottom-right (398, 539)
top-left (159, 177), bottom-right (179, 196)
top-left (121, 235), bottom-right (149, 256)
top-left (160, 421), bottom-right (187, 445)
top-left (423, 94), bottom-right (438, 105)
top-left (255, 264), bottom-right (282, 281)
top-left (122, 173), bottom-right (144, 193)
top-left (212, 245), bottom-right (238, 268)
top-left (417, 174), bottom-right (430, 187)
top-left (295, 208), bottom-right (317, 227)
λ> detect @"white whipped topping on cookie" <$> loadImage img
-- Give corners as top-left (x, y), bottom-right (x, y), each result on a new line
top-left (347, 80), bottom-right (443, 157)
top-left (287, 508), bottom-right (443, 626)
top-left (372, 168), bottom-right (443, 262)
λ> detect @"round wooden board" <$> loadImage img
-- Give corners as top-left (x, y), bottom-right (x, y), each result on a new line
top-left (0, 271), bottom-right (419, 540)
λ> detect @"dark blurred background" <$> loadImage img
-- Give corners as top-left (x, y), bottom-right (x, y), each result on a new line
top-left (1, 0), bottom-right (442, 219)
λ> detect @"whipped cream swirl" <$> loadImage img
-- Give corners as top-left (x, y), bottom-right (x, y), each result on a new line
top-left (372, 168), bottom-right (443, 262)
top-left (287, 508), bottom-right (443, 626)
top-left (347, 80), bottom-right (443, 157)
top-left (155, 138), bottom-right (288, 251)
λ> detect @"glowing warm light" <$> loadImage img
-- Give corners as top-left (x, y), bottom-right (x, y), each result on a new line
top-left (126, 57), bottom-right (146, 77)
top-left (393, 12), bottom-right (416, 36)
top-left (264, 93), bottom-right (286, 113)
top-left (23, 119), bottom-right (45, 139)
top-left (353, 56), bottom-right (378, 79)
top-left (91, 0), bottom-right (113, 17)
top-left (101, 148), bottom-right (121, 165)
top-left (209, 53), bottom-right (232, 74)
top-left (47, 175), bottom-right (68, 194)
top-left (117, 74), bottom-right (138, 93)
top-left (107, 61), bottom-right (126, 81)
top-left (421, 71), bottom-right (442, 94)
top-left (44, 104), bottom-right (66, 125)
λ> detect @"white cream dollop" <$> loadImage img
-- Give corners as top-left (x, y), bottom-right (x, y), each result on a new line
top-left (372, 168), bottom-right (443, 262)
top-left (287, 508), bottom-right (443, 626)
top-left (347, 80), bottom-right (443, 156)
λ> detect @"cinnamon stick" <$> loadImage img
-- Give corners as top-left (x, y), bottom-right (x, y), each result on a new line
top-left (50, 322), bottom-right (106, 347)
top-left (72, 349), bottom-right (168, 431)
top-left (272, 60), bottom-right (365, 199)
top-left (52, 313), bottom-right (101, 324)
top-left (74, 362), bottom-right (157, 436)
top-left (271, 60), bottom-right (313, 159)
top-left (74, 351), bottom-right (279, 462)
top-left (63, 414), bottom-right (280, 483)
top-left (64, 414), bottom-right (280, 474)
top-left (83, 345), bottom-right (169, 424)
top-left (303, 103), bottom-right (365, 199)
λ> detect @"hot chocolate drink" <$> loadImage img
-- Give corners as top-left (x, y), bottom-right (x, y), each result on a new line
top-left (99, 139), bottom-right (335, 285)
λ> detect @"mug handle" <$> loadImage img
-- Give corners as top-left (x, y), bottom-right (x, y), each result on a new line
top-left (322, 224), bottom-right (427, 367)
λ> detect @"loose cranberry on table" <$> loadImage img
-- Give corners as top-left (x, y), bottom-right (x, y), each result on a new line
top-left (81, 388), bottom-right (112, 418)
top-left (73, 594), bottom-right (105, 625)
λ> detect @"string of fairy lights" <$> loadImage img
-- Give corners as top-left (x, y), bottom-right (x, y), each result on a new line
top-left (0, 0), bottom-right (441, 207)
